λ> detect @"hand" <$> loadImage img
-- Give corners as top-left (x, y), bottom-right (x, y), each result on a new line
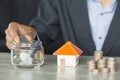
top-left (5, 22), bottom-right (36, 49)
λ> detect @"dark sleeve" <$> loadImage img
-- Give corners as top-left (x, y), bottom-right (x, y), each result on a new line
top-left (30, 0), bottom-right (60, 46)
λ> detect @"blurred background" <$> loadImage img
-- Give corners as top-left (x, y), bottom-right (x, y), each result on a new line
top-left (0, 0), bottom-right (40, 52)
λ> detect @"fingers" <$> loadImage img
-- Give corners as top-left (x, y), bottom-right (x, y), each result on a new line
top-left (5, 22), bottom-right (20, 49)
top-left (6, 39), bottom-right (17, 50)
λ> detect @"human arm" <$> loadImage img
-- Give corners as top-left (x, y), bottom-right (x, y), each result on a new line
top-left (29, 0), bottom-right (60, 48)
top-left (5, 0), bottom-right (60, 51)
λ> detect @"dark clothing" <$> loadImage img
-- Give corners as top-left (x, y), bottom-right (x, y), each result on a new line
top-left (30, 0), bottom-right (120, 56)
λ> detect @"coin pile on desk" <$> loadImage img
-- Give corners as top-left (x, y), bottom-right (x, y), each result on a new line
top-left (87, 51), bottom-right (116, 74)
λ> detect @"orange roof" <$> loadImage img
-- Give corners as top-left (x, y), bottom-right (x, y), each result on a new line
top-left (53, 41), bottom-right (83, 56)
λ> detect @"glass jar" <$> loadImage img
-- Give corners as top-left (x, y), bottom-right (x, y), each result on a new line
top-left (11, 40), bottom-right (44, 69)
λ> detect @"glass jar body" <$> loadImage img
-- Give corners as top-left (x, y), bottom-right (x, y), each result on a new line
top-left (11, 41), bottom-right (44, 69)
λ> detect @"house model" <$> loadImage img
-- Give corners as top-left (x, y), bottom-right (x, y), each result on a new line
top-left (53, 41), bottom-right (83, 67)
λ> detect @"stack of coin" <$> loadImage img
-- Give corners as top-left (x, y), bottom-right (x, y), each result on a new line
top-left (87, 59), bottom-right (96, 72)
top-left (97, 58), bottom-right (107, 69)
top-left (94, 51), bottom-right (103, 61)
top-left (87, 51), bottom-right (117, 74)
top-left (107, 57), bottom-right (116, 73)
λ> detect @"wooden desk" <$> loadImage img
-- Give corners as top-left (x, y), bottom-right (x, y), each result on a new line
top-left (0, 52), bottom-right (119, 80)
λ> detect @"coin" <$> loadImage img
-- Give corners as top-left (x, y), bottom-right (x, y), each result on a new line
top-left (100, 68), bottom-right (110, 73)
top-left (91, 69), bottom-right (99, 75)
